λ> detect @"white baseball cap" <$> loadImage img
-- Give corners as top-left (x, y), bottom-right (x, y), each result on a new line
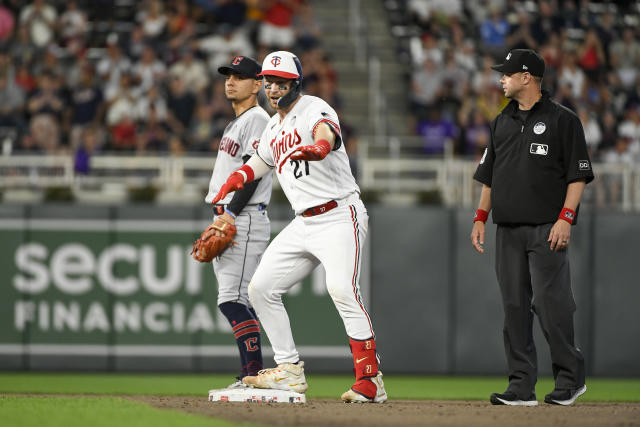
top-left (258, 51), bottom-right (301, 79)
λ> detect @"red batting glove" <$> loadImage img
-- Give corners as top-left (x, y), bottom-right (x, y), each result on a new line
top-left (290, 139), bottom-right (332, 161)
top-left (211, 171), bottom-right (245, 204)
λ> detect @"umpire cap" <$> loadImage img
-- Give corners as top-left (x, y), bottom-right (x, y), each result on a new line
top-left (218, 56), bottom-right (262, 80)
top-left (491, 49), bottom-right (545, 77)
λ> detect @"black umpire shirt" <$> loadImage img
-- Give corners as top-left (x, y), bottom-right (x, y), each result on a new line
top-left (474, 91), bottom-right (595, 225)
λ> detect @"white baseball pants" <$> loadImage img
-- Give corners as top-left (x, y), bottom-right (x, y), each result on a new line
top-left (249, 197), bottom-right (374, 364)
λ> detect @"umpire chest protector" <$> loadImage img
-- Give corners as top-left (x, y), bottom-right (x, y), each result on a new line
top-left (474, 91), bottom-right (594, 225)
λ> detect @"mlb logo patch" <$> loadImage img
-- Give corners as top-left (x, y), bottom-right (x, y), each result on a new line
top-left (579, 160), bottom-right (591, 170)
top-left (530, 143), bottom-right (548, 155)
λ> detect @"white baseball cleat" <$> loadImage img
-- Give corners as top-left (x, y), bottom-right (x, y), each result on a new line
top-left (242, 361), bottom-right (308, 393)
top-left (341, 372), bottom-right (387, 403)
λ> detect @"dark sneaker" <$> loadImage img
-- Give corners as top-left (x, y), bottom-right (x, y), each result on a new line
top-left (490, 391), bottom-right (538, 406)
top-left (544, 385), bottom-right (587, 405)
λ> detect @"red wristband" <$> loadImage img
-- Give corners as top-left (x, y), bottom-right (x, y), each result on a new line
top-left (559, 207), bottom-right (575, 224)
top-left (238, 164), bottom-right (255, 183)
top-left (474, 209), bottom-right (489, 223)
top-left (316, 139), bottom-right (331, 157)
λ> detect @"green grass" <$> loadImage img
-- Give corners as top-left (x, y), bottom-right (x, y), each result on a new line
top-left (0, 396), bottom-right (243, 427)
top-left (0, 373), bottom-right (639, 402)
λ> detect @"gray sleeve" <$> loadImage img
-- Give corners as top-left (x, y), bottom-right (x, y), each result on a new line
top-left (241, 112), bottom-right (269, 158)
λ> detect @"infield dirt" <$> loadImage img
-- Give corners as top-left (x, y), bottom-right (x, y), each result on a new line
top-left (130, 396), bottom-right (640, 426)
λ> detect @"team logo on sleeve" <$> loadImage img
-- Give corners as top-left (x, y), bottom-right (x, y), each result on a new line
top-left (533, 122), bottom-right (546, 134)
top-left (530, 143), bottom-right (548, 155)
top-left (578, 160), bottom-right (591, 170)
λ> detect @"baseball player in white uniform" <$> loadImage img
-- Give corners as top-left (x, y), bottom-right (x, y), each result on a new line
top-left (200, 56), bottom-right (272, 388)
top-left (211, 51), bottom-right (387, 403)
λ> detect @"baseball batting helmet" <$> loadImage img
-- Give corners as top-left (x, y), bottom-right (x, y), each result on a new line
top-left (258, 51), bottom-right (303, 109)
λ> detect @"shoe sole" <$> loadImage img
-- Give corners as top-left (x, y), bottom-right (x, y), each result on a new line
top-left (545, 385), bottom-right (587, 406)
top-left (491, 395), bottom-right (539, 406)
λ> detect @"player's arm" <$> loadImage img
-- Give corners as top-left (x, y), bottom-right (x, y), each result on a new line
top-left (211, 154), bottom-right (272, 205)
top-left (225, 155), bottom-right (264, 217)
top-left (548, 179), bottom-right (586, 251)
top-left (290, 122), bottom-right (336, 161)
top-left (471, 184), bottom-right (491, 254)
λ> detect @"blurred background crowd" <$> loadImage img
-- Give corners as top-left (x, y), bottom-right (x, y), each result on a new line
top-left (0, 0), bottom-right (339, 165)
top-left (404, 0), bottom-right (640, 166)
top-left (0, 0), bottom-right (639, 174)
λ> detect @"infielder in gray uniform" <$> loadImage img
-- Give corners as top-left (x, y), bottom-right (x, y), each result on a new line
top-left (198, 56), bottom-right (272, 388)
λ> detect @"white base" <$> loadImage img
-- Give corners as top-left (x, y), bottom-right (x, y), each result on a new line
top-left (208, 387), bottom-right (306, 403)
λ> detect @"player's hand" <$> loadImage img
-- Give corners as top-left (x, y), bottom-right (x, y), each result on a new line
top-left (471, 221), bottom-right (486, 254)
top-left (201, 212), bottom-right (236, 240)
top-left (211, 172), bottom-right (245, 204)
top-left (548, 219), bottom-right (571, 251)
top-left (290, 140), bottom-right (331, 161)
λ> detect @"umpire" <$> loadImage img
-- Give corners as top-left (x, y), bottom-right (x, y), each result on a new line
top-left (471, 49), bottom-right (594, 406)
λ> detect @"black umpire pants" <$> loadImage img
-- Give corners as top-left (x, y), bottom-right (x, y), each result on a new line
top-left (495, 223), bottom-right (585, 397)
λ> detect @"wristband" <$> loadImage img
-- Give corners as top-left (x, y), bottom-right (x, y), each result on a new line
top-left (473, 209), bottom-right (489, 223)
top-left (316, 139), bottom-right (332, 153)
top-left (224, 208), bottom-right (237, 219)
top-left (559, 207), bottom-right (575, 224)
top-left (238, 164), bottom-right (255, 183)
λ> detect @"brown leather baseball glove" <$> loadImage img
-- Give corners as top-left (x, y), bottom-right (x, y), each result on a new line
top-left (191, 218), bottom-right (237, 262)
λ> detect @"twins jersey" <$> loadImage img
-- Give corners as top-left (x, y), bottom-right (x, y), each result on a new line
top-left (206, 105), bottom-right (272, 205)
top-left (256, 95), bottom-right (359, 214)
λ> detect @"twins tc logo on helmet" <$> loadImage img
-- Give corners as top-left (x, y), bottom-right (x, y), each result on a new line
top-left (232, 56), bottom-right (243, 65)
top-left (271, 56), bottom-right (281, 67)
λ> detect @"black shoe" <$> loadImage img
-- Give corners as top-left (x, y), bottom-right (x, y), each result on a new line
top-left (544, 385), bottom-right (587, 405)
top-left (490, 391), bottom-right (538, 406)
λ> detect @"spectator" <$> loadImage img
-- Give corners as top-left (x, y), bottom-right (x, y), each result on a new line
top-left (105, 72), bottom-right (138, 127)
top-left (558, 52), bottom-right (585, 100)
top-left (74, 126), bottom-right (105, 174)
top-left (137, 0), bottom-right (167, 42)
top-left (479, 7), bottom-right (509, 57)
top-left (167, 75), bottom-right (196, 135)
top-left (459, 108), bottom-right (489, 157)
top-left (578, 108), bottom-right (602, 156)
top-left (169, 48), bottom-right (209, 94)
top-left (59, 0), bottom-right (88, 55)
top-left (0, 2), bottom-right (15, 42)
top-left (610, 28), bottom-right (640, 89)
top-left (19, 0), bottom-right (56, 49)
top-left (26, 71), bottom-right (64, 152)
top-left (576, 28), bottom-right (605, 83)
top-left (472, 54), bottom-right (502, 94)
top-left (136, 103), bottom-right (170, 152)
top-left (293, 2), bottom-right (321, 51)
top-left (135, 84), bottom-right (168, 123)
top-left (416, 108), bottom-right (457, 154)
top-left (412, 57), bottom-right (444, 119)
top-left (96, 34), bottom-right (132, 96)
top-left (0, 69), bottom-right (25, 130)
top-left (599, 110), bottom-right (618, 154)
top-left (530, 1), bottom-right (563, 46)
top-left (506, 12), bottom-right (537, 51)
top-left (257, 0), bottom-right (302, 50)
top-left (618, 106), bottom-right (640, 159)
top-left (69, 64), bottom-right (104, 149)
top-left (601, 136), bottom-right (634, 206)
top-left (196, 24), bottom-right (254, 73)
top-left (10, 25), bottom-right (38, 66)
top-left (187, 103), bottom-right (217, 151)
top-left (132, 45), bottom-right (166, 93)
top-left (411, 33), bottom-right (444, 67)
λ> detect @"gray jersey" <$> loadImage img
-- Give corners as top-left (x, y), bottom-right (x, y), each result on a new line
top-left (206, 105), bottom-right (272, 205)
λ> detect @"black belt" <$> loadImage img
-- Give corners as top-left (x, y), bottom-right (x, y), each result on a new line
top-left (213, 203), bottom-right (267, 215)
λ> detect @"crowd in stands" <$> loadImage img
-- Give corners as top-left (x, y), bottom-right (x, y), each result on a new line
top-left (0, 0), bottom-right (340, 166)
top-left (405, 0), bottom-right (640, 169)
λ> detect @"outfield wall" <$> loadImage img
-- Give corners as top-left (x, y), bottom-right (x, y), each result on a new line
top-left (0, 204), bottom-right (638, 376)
